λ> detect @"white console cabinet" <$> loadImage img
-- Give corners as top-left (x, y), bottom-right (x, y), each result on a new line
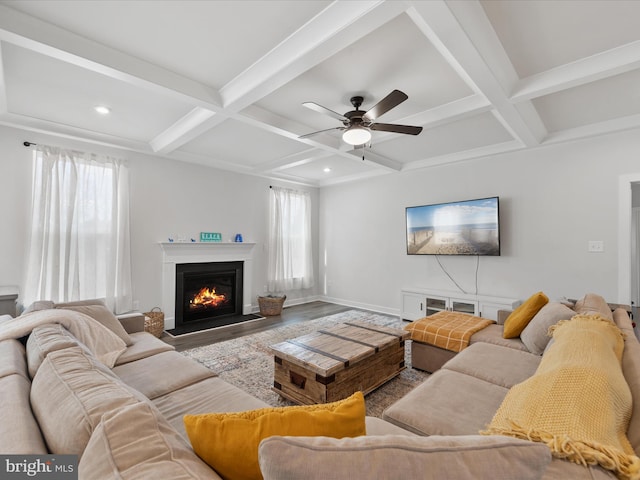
top-left (401, 288), bottom-right (518, 321)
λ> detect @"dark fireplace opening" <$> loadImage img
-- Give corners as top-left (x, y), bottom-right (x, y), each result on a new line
top-left (175, 261), bottom-right (243, 330)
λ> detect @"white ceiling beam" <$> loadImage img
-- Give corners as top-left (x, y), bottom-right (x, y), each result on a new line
top-left (0, 4), bottom-right (222, 110)
top-left (253, 148), bottom-right (333, 173)
top-left (542, 113), bottom-right (640, 146)
top-left (403, 139), bottom-right (524, 170)
top-left (150, 107), bottom-right (221, 154)
top-left (407, 0), bottom-right (544, 147)
top-left (219, 0), bottom-right (407, 110)
top-left (370, 94), bottom-right (493, 144)
top-left (511, 40), bottom-right (640, 102)
top-left (0, 111), bottom-right (155, 153)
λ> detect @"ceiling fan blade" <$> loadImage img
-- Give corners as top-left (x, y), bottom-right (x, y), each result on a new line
top-left (362, 90), bottom-right (408, 122)
top-left (302, 102), bottom-right (348, 121)
top-left (370, 123), bottom-right (423, 135)
top-left (298, 126), bottom-right (344, 139)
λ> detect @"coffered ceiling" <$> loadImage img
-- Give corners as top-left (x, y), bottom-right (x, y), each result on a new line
top-left (0, 1), bottom-right (639, 186)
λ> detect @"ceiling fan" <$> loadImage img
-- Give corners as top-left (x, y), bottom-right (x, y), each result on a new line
top-left (299, 89), bottom-right (423, 146)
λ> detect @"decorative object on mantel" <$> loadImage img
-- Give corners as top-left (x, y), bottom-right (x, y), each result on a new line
top-left (234, 233), bottom-right (243, 243)
top-left (200, 232), bottom-right (222, 242)
top-left (143, 307), bottom-right (165, 337)
top-left (258, 295), bottom-right (286, 316)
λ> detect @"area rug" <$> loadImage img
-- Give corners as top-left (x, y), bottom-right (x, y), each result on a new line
top-left (180, 310), bottom-right (430, 417)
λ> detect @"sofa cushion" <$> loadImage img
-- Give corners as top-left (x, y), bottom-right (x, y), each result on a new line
top-left (470, 324), bottom-right (529, 351)
top-left (258, 434), bottom-right (551, 480)
top-left (503, 291), bottom-right (548, 338)
top-left (79, 402), bottom-right (219, 479)
top-left (574, 293), bottom-right (613, 320)
top-left (542, 458), bottom-right (617, 480)
top-left (0, 339), bottom-right (29, 380)
top-left (26, 324), bottom-right (84, 378)
top-left (382, 369), bottom-right (508, 436)
top-left (114, 331), bottom-right (175, 365)
top-left (30, 346), bottom-right (145, 456)
top-left (443, 342), bottom-right (541, 389)
top-left (152, 377), bottom-right (269, 440)
top-left (56, 302), bottom-right (132, 346)
top-left (520, 302), bottom-right (576, 355)
top-left (0, 374), bottom-right (48, 454)
top-left (183, 391), bottom-right (366, 480)
top-left (113, 350), bottom-right (215, 400)
top-left (365, 416), bottom-right (418, 436)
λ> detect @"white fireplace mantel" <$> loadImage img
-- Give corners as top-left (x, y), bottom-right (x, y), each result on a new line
top-left (159, 242), bottom-right (256, 330)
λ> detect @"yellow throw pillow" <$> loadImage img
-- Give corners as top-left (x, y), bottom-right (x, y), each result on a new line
top-left (503, 291), bottom-right (549, 339)
top-left (183, 391), bottom-right (366, 480)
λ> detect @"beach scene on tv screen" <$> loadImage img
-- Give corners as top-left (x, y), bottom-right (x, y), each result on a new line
top-left (406, 198), bottom-right (500, 255)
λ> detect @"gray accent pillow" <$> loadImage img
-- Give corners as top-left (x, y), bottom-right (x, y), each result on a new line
top-left (259, 435), bottom-right (551, 480)
top-left (520, 302), bottom-right (575, 355)
top-left (56, 303), bottom-right (132, 346)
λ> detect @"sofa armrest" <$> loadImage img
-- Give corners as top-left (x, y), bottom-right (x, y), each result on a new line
top-left (496, 309), bottom-right (512, 325)
top-left (116, 313), bottom-right (145, 333)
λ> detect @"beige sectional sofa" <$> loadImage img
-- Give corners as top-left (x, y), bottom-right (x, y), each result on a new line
top-left (0, 294), bottom-right (637, 479)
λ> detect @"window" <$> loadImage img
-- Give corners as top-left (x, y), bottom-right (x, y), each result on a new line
top-left (267, 186), bottom-right (314, 292)
top-left (24, 146), bottom-right (132, 312)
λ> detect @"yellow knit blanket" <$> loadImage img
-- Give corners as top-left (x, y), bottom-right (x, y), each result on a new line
top-left (482, 315), bottom-right (640, 479)
top-left (404, 311), bottom-right (494, 353)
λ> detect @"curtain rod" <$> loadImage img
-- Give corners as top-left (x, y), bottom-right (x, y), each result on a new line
top-left (23, 141), bottom-right (36, 147)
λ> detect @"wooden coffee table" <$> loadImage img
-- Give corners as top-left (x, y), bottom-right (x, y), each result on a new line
top-left (269, 320), bottom-right (409, 405)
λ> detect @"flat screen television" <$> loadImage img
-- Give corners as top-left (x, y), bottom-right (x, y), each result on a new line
top-left (406, 196), bottom-right (500, 256)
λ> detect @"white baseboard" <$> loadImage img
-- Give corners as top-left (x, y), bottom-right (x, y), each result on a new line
top-left (250, 294), bottom-right (400, 318)
top-left (249, 294), bottom-right (322, 314)
top-left (317, 295), bottom-right (401, 317)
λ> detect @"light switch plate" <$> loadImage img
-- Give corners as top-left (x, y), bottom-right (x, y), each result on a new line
top-left (588, 240), bottom-right (604, 253)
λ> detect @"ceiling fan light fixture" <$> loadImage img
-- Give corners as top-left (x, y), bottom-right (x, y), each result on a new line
top-left (342, 126), bottom-right (371, 145)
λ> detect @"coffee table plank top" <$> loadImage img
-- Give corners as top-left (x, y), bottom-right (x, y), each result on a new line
top-left (269, 320), bottom-right (409, 377)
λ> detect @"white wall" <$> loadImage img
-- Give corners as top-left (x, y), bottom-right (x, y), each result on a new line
top-left (319, 128), bottom-right (640, 313)
top-left (0, 125), bottom-right (319, 313)
top-left (3, 122), bottom-right (640, 317)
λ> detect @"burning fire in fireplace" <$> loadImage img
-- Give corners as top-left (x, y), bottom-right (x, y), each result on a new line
top-left (189, 286), bottom-right (228, 310)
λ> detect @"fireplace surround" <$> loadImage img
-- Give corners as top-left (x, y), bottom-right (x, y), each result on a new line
top-left (159, 242), bottom-right (256, 331)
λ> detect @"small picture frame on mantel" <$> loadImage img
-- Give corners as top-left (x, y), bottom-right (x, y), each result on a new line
top-left (200, 232), bottom-right (222, 242)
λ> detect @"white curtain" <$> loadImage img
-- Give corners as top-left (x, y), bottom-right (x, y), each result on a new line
top-left (267, 186), bottom-right (314, 293)
top-left (24, 146), bottom-right (132, 313)
top-left (632, 207), bottom-right (640, 308)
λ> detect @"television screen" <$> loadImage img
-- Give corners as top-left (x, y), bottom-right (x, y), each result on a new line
top-left (406, 197), bottom-right (500, 256)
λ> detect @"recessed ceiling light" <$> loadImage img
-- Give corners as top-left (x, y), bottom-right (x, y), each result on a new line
top-left (323, 167), bottom-right (331, 173)
top-left (94, 105), bottom-right (111, 115)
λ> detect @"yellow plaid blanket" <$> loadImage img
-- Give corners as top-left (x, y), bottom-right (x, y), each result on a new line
top-left (404, 311), bottom-right (494, 353)
top-left (482, 315), bottom-right (640, 480)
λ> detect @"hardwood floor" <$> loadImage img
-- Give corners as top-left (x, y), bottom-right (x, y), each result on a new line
top-left (162, 301), bottom-right (358, 352)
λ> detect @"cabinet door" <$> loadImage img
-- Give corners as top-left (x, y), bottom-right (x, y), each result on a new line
top-left (425, 295), bottom-right (448, 316)
top-left (450, 298), bottom-right (479, 316)
top-left (401, 293), bottom-right (425, 321)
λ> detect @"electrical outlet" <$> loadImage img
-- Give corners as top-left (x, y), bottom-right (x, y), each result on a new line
top-left (588, 240), bottom-right (604, 253)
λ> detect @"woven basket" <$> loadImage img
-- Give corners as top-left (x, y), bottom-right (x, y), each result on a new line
top-left (143, 307), bottom-right (165, 337)
top-left (258, 295), bottom-right (286, 316)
